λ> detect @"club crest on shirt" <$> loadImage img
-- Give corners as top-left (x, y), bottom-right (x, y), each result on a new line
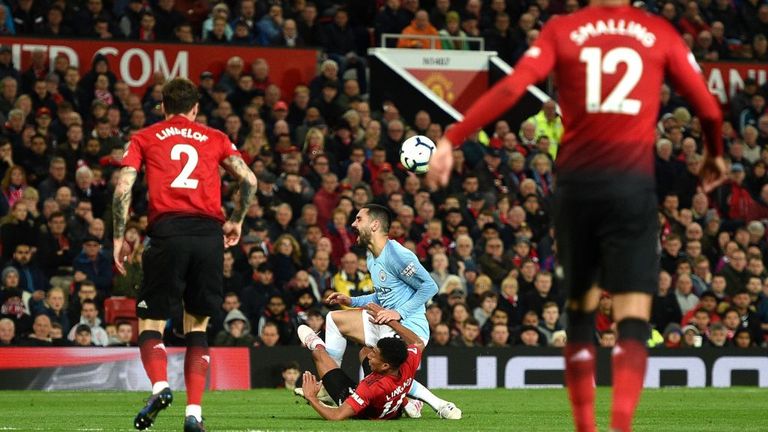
top-left (379, 270), bottom-right (387, 282)
top-left (401, 262), bottom-right (416, 278)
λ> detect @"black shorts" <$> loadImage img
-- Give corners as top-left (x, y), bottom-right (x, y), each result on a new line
top-left (321, 368), bottom-right (356, 407)
top-left (553, 187), bottom-right (659, 299)
top-left (137, 234), bottom-right (224, 319)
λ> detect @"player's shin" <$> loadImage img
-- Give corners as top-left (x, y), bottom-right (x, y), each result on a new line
top-left (184, 331), bottom-right (210, 422)
top-left (324, 312), bottom-right (347, 366)
top-left (407, 380), bottom-right (445, 411)
top-left (565, 310), bottom-right (597, 432)
top-left (138, 330), bottom-right (169, 394)
top-left (610, 319), bottom-right (649, 432)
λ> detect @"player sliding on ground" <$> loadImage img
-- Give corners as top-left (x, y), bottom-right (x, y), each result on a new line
top-left (318, 203), bottom-right (461, 419)
top-left (297, 303), bottom-right (424, 420)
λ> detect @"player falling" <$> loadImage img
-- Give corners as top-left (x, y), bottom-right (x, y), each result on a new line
top-left (113, 78), bottom-right (257, 432)
top-left (427, 0), bottom-right (725, 431)
top-left (319, 203), bottom-right (461, 419)
top-left (296, 303), bottom-right (424, 420)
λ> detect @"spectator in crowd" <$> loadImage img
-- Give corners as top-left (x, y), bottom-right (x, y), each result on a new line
top-left (450, 317), bottom-right (481, 347)
top-left (255, 320), bottom-right (280, 347)
top-left (430, 321), bottom-right (451, 346)
top-left (72, 324), bottom-right (95, 346)
top-left (72, 235), bottom-right (113, 295)
top-left (215, 308), bottom-right (255, 347)
top-left (0, 317), bottom-right (15, 345)
top-left (108, 321), bottom-right (134, 346)
top-left (66, 298), bottom-right (108, 346)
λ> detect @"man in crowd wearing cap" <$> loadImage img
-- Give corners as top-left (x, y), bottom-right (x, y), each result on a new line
top-left (476, 146), bottom-right (511, 203)
top-left (713, 162), bottom-right (753, 224)
top-left (67, 298), bottom-right (108, 346)
top-left (73, 234), bottom-right (113, 295)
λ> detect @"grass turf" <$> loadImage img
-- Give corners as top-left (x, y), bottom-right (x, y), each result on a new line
top-left (0, 388), bottom-right (766, 431)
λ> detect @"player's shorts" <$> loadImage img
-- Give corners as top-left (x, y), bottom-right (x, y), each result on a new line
top-left (361, 310), bottom-right (429, 347)
top-left (321, 368), bottom-right (357, 407)
top-left (552, 187), bottom-right (659, 299)
top-left (137, 234), bottom-right (224, 319)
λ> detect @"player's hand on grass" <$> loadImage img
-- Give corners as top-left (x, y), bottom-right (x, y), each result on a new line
top-left (426, 137), bottom-right (453, 188)
top-left (326, 292), bottom-right (351, 306)
top-left (113, 237), bottom-right (128, 276)
top-left (222, 221), bottom-right (242, 247)
top-left (699, 155), bottom-right (726, 194)
top-left (301, 371), bottom-right (322, 401)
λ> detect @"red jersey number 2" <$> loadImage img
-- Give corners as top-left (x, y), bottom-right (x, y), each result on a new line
top-left (170, 144), bottom-right (200, 189)
top-left (579, 47), bottom-right (643, 115)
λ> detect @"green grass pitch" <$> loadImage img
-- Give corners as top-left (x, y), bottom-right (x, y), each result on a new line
top-left (1, 388), bottom-right (766, 431)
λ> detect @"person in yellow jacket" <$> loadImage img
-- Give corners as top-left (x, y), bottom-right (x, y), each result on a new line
top-left (331, 252), bottom-right (374, 309)
top-left (523, 99), bottom-right (563, 159)
top-left (397, 10), bottom-right (442, 49)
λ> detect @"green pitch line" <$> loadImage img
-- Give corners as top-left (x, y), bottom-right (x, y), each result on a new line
top-left (0, 388), bottom-right (766, 431)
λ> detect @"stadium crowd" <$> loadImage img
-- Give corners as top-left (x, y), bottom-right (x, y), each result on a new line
top-left (0, 0), bottom-right (766, 351)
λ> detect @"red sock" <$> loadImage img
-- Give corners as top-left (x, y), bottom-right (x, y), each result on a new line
top-left (184, 332), bottom-right (210, 406)
top-left (610, 340), bottom-right (648, 432)
top-left (565, 343), bottom-right (596, 432)
top-left (138, 331), bottom-right (167, 386)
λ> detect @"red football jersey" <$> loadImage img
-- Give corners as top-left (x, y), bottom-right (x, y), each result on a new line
top-left (446, 5), bottom-right (723, 177)
top-left (121, 115), bottom-right (239, 224)
top-left (344, 345), bottom-right (421, 419)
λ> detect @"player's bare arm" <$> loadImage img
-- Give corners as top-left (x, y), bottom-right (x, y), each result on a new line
top-left (301, 371), bottom-right (356, 421)
top-left (112, 166), bottom-right (138, 275)
top-left (220, 155), bottom-right (257, 247)
top-left (366, 303), bottom-right (424, 353)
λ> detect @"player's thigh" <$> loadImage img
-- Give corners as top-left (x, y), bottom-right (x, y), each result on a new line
top-left (329, 309), bottom-right (366, 343)
top-left (598, 191), bottom-right (659, 297)
top-left (321, 368), bottom-right (357, 406)
top-left (553, 191), bottom-right (601, 306)
top-left (362, 311), bottom-right (396, 346)
top-left (182, 235), bottom-right (224, 319)
top-left (138, 237), bottom-right (188, 320)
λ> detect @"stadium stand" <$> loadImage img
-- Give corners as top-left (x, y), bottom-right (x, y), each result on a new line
top-left (0, 0), bottom-right (766, 352)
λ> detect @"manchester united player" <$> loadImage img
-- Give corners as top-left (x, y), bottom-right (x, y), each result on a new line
top-left (427, 1), bottom-right (726, 431)
top-left (112, 78), bottom-right (257, 432)
top-left (297, 303), bottom-right (423, 420)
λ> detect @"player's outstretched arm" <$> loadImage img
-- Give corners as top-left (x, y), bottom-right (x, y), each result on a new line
top-left (389, 257), bottom-right (438, 321)
top-left (221, 155), bottom-right (257, 247)
top-left (301, 371), bottom-right (356, 421)
top-left (367, 303), bottom-right (425, 353)
top-left (112, 166), bottom-right (138, 275)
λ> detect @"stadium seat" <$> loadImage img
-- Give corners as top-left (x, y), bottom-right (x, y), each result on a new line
top-left (104, 297), bottom-right (137, 324)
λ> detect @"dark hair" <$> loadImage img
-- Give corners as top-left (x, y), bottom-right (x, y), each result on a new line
top-left (162, 78), bottom-right (199, 115)
top-left (306, 308), bottom-right (324, 319)
top-left (81, 299), bottom-right (97, 309)
top-left (282, 361), bottom-right (300, 372)
top-left (376, 337), bottom-right (408, 368)
top-left (362, 203), bottom-right (391, 232)
top-left (463, 317), bottom-right (480, 327)
top-left (75, 324), bottom-right (91, 334)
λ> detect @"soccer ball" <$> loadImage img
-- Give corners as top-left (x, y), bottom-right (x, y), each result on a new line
top-left (400, 135), bottom-right (436, 174)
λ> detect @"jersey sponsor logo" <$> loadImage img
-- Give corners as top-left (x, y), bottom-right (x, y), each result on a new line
top-left (378, 270), bottom-right (387, 282)
top-left (154, 127), bottom-right (209, 142)
top-left (569, 19), bottom-right (656, 47)
top-left (401, 262), bottom-right (416, 278)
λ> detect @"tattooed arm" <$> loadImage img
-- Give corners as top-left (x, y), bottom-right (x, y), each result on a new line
top-left (221, 155), bottom-right (257, 246)
top-left (112, 167), bottom-right (138, 275)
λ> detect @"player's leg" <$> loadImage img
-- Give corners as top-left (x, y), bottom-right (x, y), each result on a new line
top-left (600, 191), bottom-right (657, 432)
top-left (554, 191), bottom-right (601, 432)
top-left (134, 238), bottom-right (176, 430)
top-left (298, 324), bottom-right (355, 406)
top-left (181, 234), bottom-right (224, 432)
top-left (323, 309), bottom-right (365, 366)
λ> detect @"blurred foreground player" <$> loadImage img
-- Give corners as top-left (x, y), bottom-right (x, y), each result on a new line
top-left (297, 303), bottom-right (423, 420)
top-left (113, 78), bottom-right (257, 432)
top-left (428, 1), bottom-right (726, 431)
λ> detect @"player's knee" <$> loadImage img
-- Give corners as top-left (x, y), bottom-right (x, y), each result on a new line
top-left (616, 318), bottom-right (650, 345)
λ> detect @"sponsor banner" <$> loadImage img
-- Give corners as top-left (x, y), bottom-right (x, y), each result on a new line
top-left (701, 61), bottom-right (768, 106)
top-left (0, 37), bottom-right (319, 95)
top-left (0, 347), bottom-right (250, 390)
top-left (249, 346), bottom-right (768, 389)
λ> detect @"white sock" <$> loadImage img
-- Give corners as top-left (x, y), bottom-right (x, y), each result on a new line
top-left (185, 404), bottom-right (202, 421)
top-left (324, 312), bottom-right (347, 366)
top-left (408, 380), bottom-right (447, 411)
top-left (152, 381), bottom-right (169, 395)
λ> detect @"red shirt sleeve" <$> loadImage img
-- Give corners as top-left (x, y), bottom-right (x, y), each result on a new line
top-left (344, 381), bottom-right (372, 415)
top-left (445, 18), bottom-right (558, 147)
top-left (400, 345), bottom-right (422, 379)
top-left (664, 27), bottom-right (723, 157)
top-left (121, 135), bottom-right (144, 170)
top-left (218, 132), bottom-right (240, 163)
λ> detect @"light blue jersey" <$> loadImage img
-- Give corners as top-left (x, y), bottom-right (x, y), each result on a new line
top-left (350, 240), bottom-right (438, 340)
